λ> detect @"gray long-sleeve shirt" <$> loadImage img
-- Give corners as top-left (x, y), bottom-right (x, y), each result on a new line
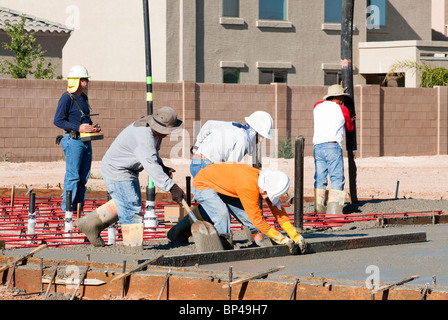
top-left (100, 122), bottom-right (174, 192)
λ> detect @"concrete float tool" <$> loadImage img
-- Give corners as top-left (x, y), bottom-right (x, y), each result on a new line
top-left (182, 199), bottom-right (224, 253)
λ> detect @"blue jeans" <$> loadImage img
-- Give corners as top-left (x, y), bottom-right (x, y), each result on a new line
top-left (103, 178), bottom-right (144, 225)
top-left (192, 187), bottom-right (257, 235)
top-left (190, 157), bottom-right (213, 178)
top-left (61, 134), bottom-right (92, 212)
top-left (313, 142), bottom-right (345, 191)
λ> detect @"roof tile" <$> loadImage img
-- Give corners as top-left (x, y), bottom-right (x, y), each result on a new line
top-left (0, 6), bottom-right (73, 34)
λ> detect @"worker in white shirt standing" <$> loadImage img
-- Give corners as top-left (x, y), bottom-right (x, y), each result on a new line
top-left (313, 84), bottom-right (355, 215)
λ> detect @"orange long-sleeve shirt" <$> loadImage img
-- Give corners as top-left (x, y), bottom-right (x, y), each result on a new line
top-left (193, 163), bottom-right (290, 234)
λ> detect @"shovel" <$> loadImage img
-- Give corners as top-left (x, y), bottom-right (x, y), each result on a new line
top-left (181, 199), bottom-right (224, 252)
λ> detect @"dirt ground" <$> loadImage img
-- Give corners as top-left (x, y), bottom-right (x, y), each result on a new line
top-left (1, 155), bottom-right (447, 200)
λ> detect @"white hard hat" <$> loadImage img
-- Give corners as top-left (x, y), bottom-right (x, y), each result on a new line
top-left (258, 170), bottom-right (290, 209)
top-left (67, 65), bottom-right (90, 79)
top-left (245, 111), bottom-right (273, 139)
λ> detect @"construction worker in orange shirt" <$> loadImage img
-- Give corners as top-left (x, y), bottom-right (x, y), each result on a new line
top-left (192, 163), bottom-right (307, 254)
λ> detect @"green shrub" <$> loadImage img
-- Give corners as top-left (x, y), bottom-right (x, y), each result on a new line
top-left (385, 60), bottom-right (448, 88)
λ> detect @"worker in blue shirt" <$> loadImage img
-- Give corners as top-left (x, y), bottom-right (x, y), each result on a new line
top-left (53, 65), bottom-right (101, 212)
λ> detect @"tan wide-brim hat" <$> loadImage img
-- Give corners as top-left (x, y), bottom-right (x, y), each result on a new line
top-left (323, 84), bottom-right (350, 100)
top-left (135, 106), bottom-right (183, 134)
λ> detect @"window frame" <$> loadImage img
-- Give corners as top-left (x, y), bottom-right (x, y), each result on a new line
top-left (324, 0), bottom-right (342, 23)
top-left (222, 0), bottom-right (239, 18)
top-left (258, 0), bottom-right (287, 21)
top-left (259, 69), bottom-right (288, 84)
top-left (324, 70), bottom-right (342, 87)
top-left (223, 68), bottom-right (240, 84)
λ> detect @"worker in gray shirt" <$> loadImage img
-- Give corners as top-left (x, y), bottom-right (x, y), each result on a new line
top-left (76, 106), bottom-right (185, 247)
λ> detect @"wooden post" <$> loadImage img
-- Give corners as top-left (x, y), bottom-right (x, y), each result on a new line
top-left (294, 136), bottom-right (305, 231)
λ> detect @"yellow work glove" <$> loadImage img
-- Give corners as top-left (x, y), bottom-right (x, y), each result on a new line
top-left (281, 221), bottom-right (308, 254)
top-left (266, 228), bottom-right (298, 255)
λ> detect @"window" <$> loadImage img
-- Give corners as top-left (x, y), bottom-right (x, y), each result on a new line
top-left (223, 68), bottom-right (240, 83)
top-left (367, 0), bottom-right (386, 28)
top-left (324, 71), bottom-right (342, 86)
top-left (223, 0), bottom-right (239, 17)
top-left (259, 70), bottom-right (287, 84)
top-left (324, 0), bottom-right (342, 23)
top-left (259, 0), bottom-right (287, 21)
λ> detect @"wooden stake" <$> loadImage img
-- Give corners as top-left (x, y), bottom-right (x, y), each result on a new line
top-left (6, 263), bottom-right (16, 288)
top-left (110, 255), bottom-right (164, 282)
top-left (222, 266), bottom-right (285, 288)
top-left (70, 265), bottom-right (90, 300)
top-left (157, 268), bottom-right (171, 300)
top-left (0, 244), bottom-right (47, 274)
top-left (41, 277), bottom-right (105, 286)
top-left (120, 260), bottom-right (127, 297)
top-left (288, 278), bottom-right (300, 300)
top-left (370, 275), bottom-right (419, 295)
top-left (227, 266), bottom-right (233, 300)
top-left (44, 262), bottom-right (60, 299)
top-left (77, 203), bottom-right (82, 219)
top-left (10, 186), bottom-right (15, 207)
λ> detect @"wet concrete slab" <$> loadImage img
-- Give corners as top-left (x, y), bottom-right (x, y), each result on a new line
top-left (191, 224), bottom-right (448, 287)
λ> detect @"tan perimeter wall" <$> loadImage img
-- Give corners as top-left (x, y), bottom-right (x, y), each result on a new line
top-left (0, 79), bottom-right (447, 163)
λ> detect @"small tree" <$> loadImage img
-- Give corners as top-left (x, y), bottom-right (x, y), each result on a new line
top-left (0, 16), bottom-right (55, 79)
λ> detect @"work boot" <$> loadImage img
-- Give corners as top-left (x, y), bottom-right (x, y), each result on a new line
top-left (122, 223), bottom-right (144, 248)
top-left (76, 199), bottom-right (118, 247)
top-left (167, 214), bottom-right (193, 244)
top-left (166, 205), bottom-right (203, 244)
top-left (326, 189), bottom-right (346, 215)
top-left (314, 188), bottom-right (327, 213)
top-left (219, 233), bottom-right (234, 250)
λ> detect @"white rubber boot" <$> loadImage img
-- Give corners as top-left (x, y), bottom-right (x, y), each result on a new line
top-left (314, 188), bottom-right (328, 213)
top-left (326, 190), bottom-right (346, 215)
top-left (76, 200), bottom-right (118, 247)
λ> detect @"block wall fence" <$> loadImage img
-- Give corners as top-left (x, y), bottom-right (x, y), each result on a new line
top-left (0, 78), bottom-right (447, 162)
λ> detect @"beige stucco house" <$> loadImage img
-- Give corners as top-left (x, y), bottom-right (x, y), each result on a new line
top-left (1, 0), bottom-right (448, 87)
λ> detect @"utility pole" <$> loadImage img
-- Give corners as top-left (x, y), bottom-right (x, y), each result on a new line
top-left (143, 0), bottom-right (158, 229)
top-left (143, 0), bottom-right (153, 116)
top-left (341, 0), bottom-right (358, 204)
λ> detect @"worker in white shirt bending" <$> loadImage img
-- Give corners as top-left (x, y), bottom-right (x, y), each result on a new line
top-left (190, 111), bottom-right (273, 178)
top-left (186, 111), bottom-right (274, 247)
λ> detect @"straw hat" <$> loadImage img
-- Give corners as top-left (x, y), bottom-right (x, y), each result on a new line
top-left (323, 84), bottom-right (350, 100)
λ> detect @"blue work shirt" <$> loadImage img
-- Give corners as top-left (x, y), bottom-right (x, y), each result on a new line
top-left (53, 92), bottom-right (92, 132)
